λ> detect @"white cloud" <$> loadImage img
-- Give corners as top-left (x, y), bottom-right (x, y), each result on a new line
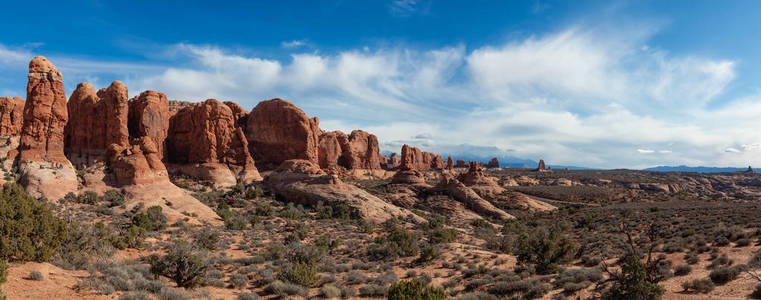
top-left (0, 24), bottom-right (755, 168)
top-left (281, 40), bottom-right (307, 49)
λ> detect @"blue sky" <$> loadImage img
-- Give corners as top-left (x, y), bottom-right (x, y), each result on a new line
top-left (2, 0), bottom-right (761, 168)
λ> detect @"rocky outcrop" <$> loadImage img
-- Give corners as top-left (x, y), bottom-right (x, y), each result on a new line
top-left (107, 137), bottom-right (167, 186)
top-left (224, 101), bottom-right (249, 127)
top-left (267, 159), bottom-right (423, 224)
top-left (455, 159), bottom-right (467, 168)
top-left (317, 131), bottom-right (347, 169)
top-left (391, 144), bottom-right (427, 185)
top-left (0, 96), bottom-right (25, 136)
top-left (17, 57), bottom-right (77, 200)
top-left (434, 173), bottom-right (514, 220)
top-left (458, 161), bottom-right (497, 186)
top-left (166, 99), bottom-right (261, 185)
top-left (65, 81), bottom-right (130, 166)
top-left (246, 98), bottom-right (320, 168)
top-left (19, 56), bottom-right (69, 164)
top-left (128, 90), bottom-right (170, 160)
top-left (446, 156), bottom-right (454, 170)
top-left (536, 159), bottom-right (547, 171)
top-left (486, 157), bottom-right (500, 168)
top-left (317, 130), bottom-right (382, 170)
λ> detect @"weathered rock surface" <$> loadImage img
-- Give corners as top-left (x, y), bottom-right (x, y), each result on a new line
top-left (0, 96), bottom-right (25, 136)
top-left (246, 99), bottom-right (320, 168)
top-left (446, 156), bottom-right (454, 170)
top-left (486, 157), bottom-right (500, 168)
top-left (536, 159), bottom-right (547, 171)
top-left (434, 173), bottom-right (514, 220)
top-left (391, 144), bottom-right (427, 185)
top-left (166, 98), bottom-right (261, 185)
top-left (317, 130), bottom-right (382, 170)
top-left (458, 161), bottom-right (498, 186)
top-left (19, 56), bottom-right (69, 164)
top-left (65, 81), bottom-right (130, 166)
top-left (17, 56), bottom-right (77, 200)
top-left (455, 159), bottom-right (467, 168)
top-left (267, 159), bottom-right (423, 224)
top-left (128, 90), bottom-right (170, 160)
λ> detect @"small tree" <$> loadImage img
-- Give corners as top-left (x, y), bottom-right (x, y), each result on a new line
top-left (509, 219), bottom-right (576, 274)
top-left (149, 239), bottom-right (208, 288)
top-left (0, 183), bottom-right (68, 262)
top-left (132, 205), bottom-right (167, 231)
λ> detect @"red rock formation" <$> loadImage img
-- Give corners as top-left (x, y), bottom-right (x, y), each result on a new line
top-left (343, 130), bottom-right (381, 169)
top-left (458, 161), bottom-right (496, 186)
top-left (455, 159), bottom-right (467, 168)
top-left (108, 137), bottom-right (167, 186)
top-left (223, 101), bottom-right (249, 127)
top-left (0, 96), bottom-right (25, 136)
top-left (65, 81), bottom-right (130, 165)
top-left (429, 154), bottom-right (444, 169)
top-left (536, 159), bottom-right (547, 171)
top-left (128, 90), bottom-right (170, 160)
top-left (19, 56), bottom-right (69, 164)
top-left (317, 131), bottom-right (347, 169)
top-left (166, 99), bottom-right (259, 180)
top-left (486, 157), bottom-right (500, 168)
top-left (388, 153), bottom-right (400, 169)
top-left (246, 98), bottom-right (320, 168)
top-left (446, 156), bottom-right (454, 170)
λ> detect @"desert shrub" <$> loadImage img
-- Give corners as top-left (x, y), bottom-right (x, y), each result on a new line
top-left (504, 219), bottom-right (576, 274)
top-left (367, 228), bottom-right (420, 260)
top-left (709, 265), bottom-right (747, 285)
top-left (0, 183), bottom-right (68, 262)
top-left (388, 280), bottom-right (446, 300)
top-left (555, 268), bottom-right (602, 292)
top-left (418, 245), bottom-right (441, 264)
top-left (684, 253), bottom-right (699, 265)
top-left (132, 206), bottom-right (167, 232)
top-left (230, 273), bottom-right (248, 289)
top-left (736, 238), bottom-right (751, 247)
top-left (674, 264), bottom-right (692, 276)
top-left (267, 280), bottom-right (307, 296)
top-left (216, 201), bottom-right (233, 220)
top-left (225, 212), bottom-right (248, 230)
top-left (321, 284), bottom-right (341, 298)
top-left (53, 222), bottom-right (116, 270)
top-left (237, 292), bottom-right (259, 300)
top-left (29, 270), bottom-right (44, 281)
top-left (681, 278), bottom-right (714, 293)
top-left (157, 286), bottom-right (189, 300)
top-left (278, 262), bottom-right (319, 287)
top-left (0, 259), bottom-right (6, 299)
top-left (488, 279), bottom-right (549, 298)
top-left (358, 284), bottom-right (388, 297)
top-left (103, 190), bottom-right (125, 207)
top-left (345, 270), bottom-right (369, 285)
top-left (119, 291), bottom-right (152, 300)
top-left (602, 255), bottom-right (664, 300)
top-left (148, 239), bottom-right (209, 288)
top-left (122, 225), bottom-right (147, 249)
top-left (255, 203), bottom-right (273, 216)
top-left (427, 227), bottom-right (458, 244)
top-left (279, 203), bottom-right (303, 219)
top-left (193, 228), bottom-right (219, 251)
top-left (581, 255), bottom-right (602, 267)
top-left (749, 251), bottom-right (761, 268)
top-left (77, 191), bottom-right (100, 205)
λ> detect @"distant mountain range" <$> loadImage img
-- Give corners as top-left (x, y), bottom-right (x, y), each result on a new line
top-left (643, 165), bottom-right (753, 173)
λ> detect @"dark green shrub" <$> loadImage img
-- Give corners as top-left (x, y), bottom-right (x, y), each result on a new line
top-left (103, 190), bottom-right (125, 207)
top-left (216, 201), bottom-right (232, 221)
top-left (603, 255), bottom-right (664, 300)
top-left (387, 280), bottom-right (446, 300)
top-left (53, 222), bottom-right (114, 269)
top-left (709, 265), bottom-right (746, 285)
top-left (148, 239), bottom-right (208, 288)
top-left (131, 206), bottom-right (167, 232)
top-left (367, 228), bottom-right (420, 260)
top-left (193, 228), bottom-right (220, 251)
top-left (507, 219), bottom-right (576, 274)
top-left (77, 191), bottom-right (99, 205)
top-left (0, 183), bottom-right (68, 262)
top-left (278, 262), bottom-right (319, 287)
top-left (674, 264), bottom-right (692, 276)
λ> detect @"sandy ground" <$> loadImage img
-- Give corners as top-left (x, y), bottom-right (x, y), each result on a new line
top-left (3, 262), bottom-right (112, 300)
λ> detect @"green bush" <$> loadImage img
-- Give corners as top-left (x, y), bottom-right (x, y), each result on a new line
top-left (507, 219), bottom-right (576, 274)
top-left (367, 228), bottom-right (420, 260)
top-left (148, 239), bottom-right (208, 288)
top-left (103, 190), bottom-right (125, 207)
top-left (132, 206), bottom-right (167, 232)
top-left (603, 255), bottom-right (664, 300)
top-left (278, 262), bottom-right (319, 287)
top-left (53, 222), bottom-right (115, 270)
top-left (681, 278), bottom-right (714, 293)
top-left (387, 280), bottom-right (446, 300)
top-left (0, 183), bottom-right (68, 262)
top-left (77, 191), bottom-right (99, 205)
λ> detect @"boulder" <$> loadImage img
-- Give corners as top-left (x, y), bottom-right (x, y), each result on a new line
top-left (0, 96), bottom-right (25, 136)
top-left (246, 98), bottom-right (320, 168)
